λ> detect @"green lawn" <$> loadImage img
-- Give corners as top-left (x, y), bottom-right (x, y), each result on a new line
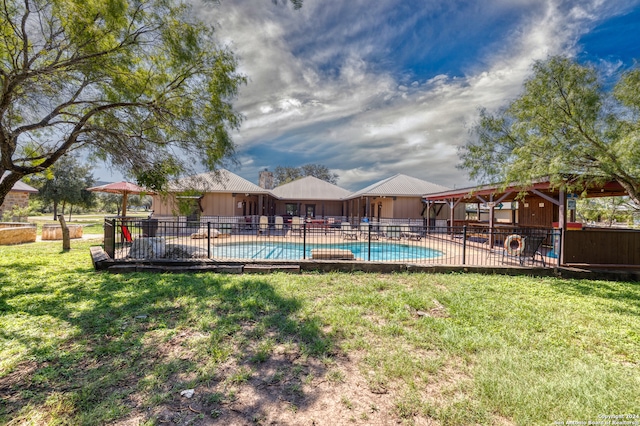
top-left (26, 213), bottom-right (148, 235)
top-left (1, 241), bottom-right (639, 425)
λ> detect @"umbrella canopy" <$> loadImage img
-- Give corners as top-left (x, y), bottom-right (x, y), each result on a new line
top-left (87, 181), bottom-right (153, 217)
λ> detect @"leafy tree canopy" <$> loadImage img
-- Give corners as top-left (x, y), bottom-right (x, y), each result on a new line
top-left (459, 56), bottom-right (640, 206)
top-left (0, 0), bottom-right (246, 206)
top-left (274, 164), bottom-right (339, 186)
top-left (31, 156), bottom-right (96, 219)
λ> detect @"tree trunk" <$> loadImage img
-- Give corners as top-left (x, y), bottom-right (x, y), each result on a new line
top-left (0, 171), bottom-right (23, 209)
top-left (53, 201), bottom-right (58, 220)
top-left (58, 214), bottom-right (71, 251)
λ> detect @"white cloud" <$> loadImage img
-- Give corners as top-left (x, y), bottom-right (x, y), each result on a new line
top-left (188, 0), bottom-right (636, 190)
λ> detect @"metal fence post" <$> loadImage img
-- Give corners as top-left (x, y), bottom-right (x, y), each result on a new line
top-left (368, 224), bottom-right (371, 261)
top-left (303, 223), bottom-right (307, 260)
top-left (462, 225), bottom-right (467, 265)
top-left (557, 228), bottom-right (563, 268)
top-left (207, 222), bottom-right (211, 258)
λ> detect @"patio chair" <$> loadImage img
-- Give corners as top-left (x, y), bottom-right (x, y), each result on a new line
top-left (359, 222), bottom-right (380, 240)
top-left (341, 222), bottom-right (358, 240)
top-left (400, 225), bottom-right (422, 241)
top-left (258, 215), bottom-right (269, 236)
top-left (290, 216), bottom-right (302, 236)
top-left (502, 234), bottom-right (546, 267)
top-left (238, 216), bottom-right (252, 231)
top-left (274, 216), bottom-right (284, 236)
top-left (121, 224), bottom-right (133, 244)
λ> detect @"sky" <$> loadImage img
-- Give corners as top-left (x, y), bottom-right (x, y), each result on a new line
top-left (100, 0), bottom-right (640, 191)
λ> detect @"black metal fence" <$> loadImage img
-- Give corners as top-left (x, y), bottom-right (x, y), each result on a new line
top-left (103, 217), bottom-right (561, 268)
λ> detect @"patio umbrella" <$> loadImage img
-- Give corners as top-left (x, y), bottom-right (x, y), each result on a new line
top-left (86, 181), bottom-right (153, 217)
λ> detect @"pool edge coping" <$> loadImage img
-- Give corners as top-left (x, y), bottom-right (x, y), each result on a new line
top-left (89, 246), bottom-right (640, 282)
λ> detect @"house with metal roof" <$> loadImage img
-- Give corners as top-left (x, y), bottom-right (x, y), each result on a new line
top-left (270, 176), bottom-right (352, 218)
top-left (151, 169), bottom-right (273, 218)
top-left (0, 172), bottom-right (38, 220)
top-left (343, 174), bottom-right (463, 222)
top-left (151, 170), bottom-right (466, 223)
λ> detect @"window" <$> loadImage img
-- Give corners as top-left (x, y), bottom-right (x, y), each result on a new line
top-left (286, 203), bottom-right (298, 216)
top-left (306, 204), bottom-right (315, 218)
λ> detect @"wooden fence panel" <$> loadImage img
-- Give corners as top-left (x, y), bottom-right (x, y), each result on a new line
top-left (563, 228), bottom-right (640, 266)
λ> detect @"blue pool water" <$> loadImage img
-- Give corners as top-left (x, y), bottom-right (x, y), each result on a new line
top-left (211, 242), bottom-right (443, 261)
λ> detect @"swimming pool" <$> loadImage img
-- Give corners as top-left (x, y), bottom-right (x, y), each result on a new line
top-left (210, 241), bottom-right (443, 262)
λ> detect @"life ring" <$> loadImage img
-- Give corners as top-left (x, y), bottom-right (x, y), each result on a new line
top-left (504, 234), bottom-right (525, 256)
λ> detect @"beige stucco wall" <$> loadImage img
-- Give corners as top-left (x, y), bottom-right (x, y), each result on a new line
top-left (152, 193), bottom-right (268, 217)
top-left (391, 197), bottom-right (424, 219)
top-left (151, 194), bottom-right (178, 216)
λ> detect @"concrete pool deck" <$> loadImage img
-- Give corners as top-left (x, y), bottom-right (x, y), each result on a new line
top-left (111, 230), bottom-right (557, 266)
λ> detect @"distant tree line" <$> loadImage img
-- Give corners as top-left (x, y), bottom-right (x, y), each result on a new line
top-left (274, 164), bottom-right (339, 186)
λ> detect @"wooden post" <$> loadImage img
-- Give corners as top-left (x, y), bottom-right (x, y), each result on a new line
top-left (58, 214), bottom-right (71, 251)
top-left (558, 189), bottom-right (566, 266)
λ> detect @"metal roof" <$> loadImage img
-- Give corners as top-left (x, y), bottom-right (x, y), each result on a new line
top-left (270, 176), bottom-right (352, 200)
top-left (423, 178), bottom-right (628, 202)
top-left (347, 174), bottom-right (450, 199)
top-left (169, 169), bottom-right (270, 194)
top-left (1, 172), bottom-right (38, 193)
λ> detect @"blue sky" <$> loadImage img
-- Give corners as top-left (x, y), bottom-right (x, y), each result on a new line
top-left (99, 0), bottom-right (640, 191)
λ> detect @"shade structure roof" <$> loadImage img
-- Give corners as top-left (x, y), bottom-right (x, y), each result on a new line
top-left (1, 172), bottom-right (38, 193)
top-left (86, 181), bottom-right (154, 217)
top-left (347, 174), bottom-right (450, 199)
top-left (86, 181), bottom-right (153, 195)
top-left (270, 176), bottom-right (352, 200)
top-left (168, 169), bottom-right (269, 194)
top-left (423, 178), bottom-right (629, 203)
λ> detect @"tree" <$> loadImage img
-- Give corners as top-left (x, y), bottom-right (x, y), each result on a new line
top-left (577, 197), bottom-right (635, 227)
top-left (274, 164), bottom-right (339, 186)
top-left (459, 56), bottom-right (640, 206)
top-left (32, 156), bottom-right (95, 219)
top-left (0, 0), bottom-right (246, 208)
top-left (99, 193), bottom-right (124, 216)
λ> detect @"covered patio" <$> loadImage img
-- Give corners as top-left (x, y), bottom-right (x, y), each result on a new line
top-left (423, 179), bottom-right (639, 268)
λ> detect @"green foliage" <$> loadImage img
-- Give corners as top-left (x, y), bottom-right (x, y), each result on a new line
top-left (460, 56), bottom-right (640, 205)
top-left (1, 204), bottom-right (31, 222)
top-left (577, 197), bottom-right (636, 226)
top-left (0, 0), bottom-right (246, 207)
top-left (274, 164), bottom-right (339, 186)
top-left (30, 157), bottom-right (96, 219)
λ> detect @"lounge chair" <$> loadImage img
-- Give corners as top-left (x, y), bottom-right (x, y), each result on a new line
top-left (359, 222), bottom-right (380, 240)
top-left (274, 216), bottom-right (284, 236)
top-left (341, 222), bottom-right (358, 240)
top-left (290, 216), bottom-right (302, 236)
top-left (400, 225), bottom-right (422, 241)
top-left (258, 215), bottom-right (269, 236)
top-left (385, 225), bottom-right (402, 240)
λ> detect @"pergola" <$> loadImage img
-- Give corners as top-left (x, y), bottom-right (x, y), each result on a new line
top-left (423, 178), bottom-right (629, 238)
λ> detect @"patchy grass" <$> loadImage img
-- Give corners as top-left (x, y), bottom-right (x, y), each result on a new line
top-left (1, 241), bottom-right (639, 425)
top-left (25, 215), bottom-right (108, 235)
